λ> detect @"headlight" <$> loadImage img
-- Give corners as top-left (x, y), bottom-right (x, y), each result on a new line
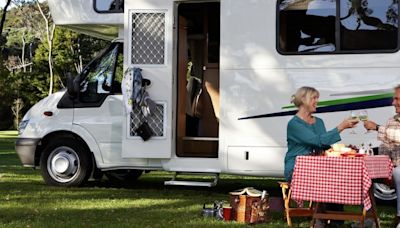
top-left (18, 120), bottom-right (29, 135)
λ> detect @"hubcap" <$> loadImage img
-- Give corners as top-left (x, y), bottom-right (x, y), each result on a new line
top-left (374, 183), bottom-right (397, 201)
top-left (47, 146), bottom-right (80, 183)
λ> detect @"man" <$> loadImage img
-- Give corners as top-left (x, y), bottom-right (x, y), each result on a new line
top-left (364, 85), bottom-right (400, 227)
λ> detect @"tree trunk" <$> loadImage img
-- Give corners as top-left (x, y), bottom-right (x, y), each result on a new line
top-left (37, 1), bottom-right (55, 95)
top-left (71, 38), bottom-right (83, 74)
top-left (11, 98), bottom-right (24, 129)
top-left (47, 24), bottom-right (55, 95)
top-left (0, 0), bottom-right (12, 39)
top-left (29, 43), bottom-right (32, 72)
top-left (21, 30), bottom-right (26, 72)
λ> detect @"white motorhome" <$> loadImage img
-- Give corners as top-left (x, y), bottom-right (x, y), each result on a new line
top-left (15, 0), bottom-right (399, 200)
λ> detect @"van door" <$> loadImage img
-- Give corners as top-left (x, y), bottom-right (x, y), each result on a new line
top-left (72, 43), bottom-right (124, 164)
top-left (121, 1), bottom-right (173, 158)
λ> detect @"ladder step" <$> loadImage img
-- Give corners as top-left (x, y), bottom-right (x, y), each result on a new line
top-left (175, 172), bottom-right (218, 176)
top-left (164, 180), bottom-right (216, 187)
top-left (164, 172), bottom-right (219, 187)
top-left (182, 137), bottom-right (219, 141)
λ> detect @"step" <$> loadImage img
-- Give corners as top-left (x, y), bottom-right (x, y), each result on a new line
top-left (164, 180), bottom-right (216, 187)
top-left (182, 137), bottom-right (219, 141)
top-left (164, 172), bottom-right (219, 187)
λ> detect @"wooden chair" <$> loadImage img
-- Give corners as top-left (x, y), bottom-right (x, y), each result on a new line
top-left (279, 182), bottom-right (314, 227)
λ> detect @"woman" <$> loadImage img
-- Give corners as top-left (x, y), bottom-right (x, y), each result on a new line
top-left (284, 86), bottom-right (358, 182)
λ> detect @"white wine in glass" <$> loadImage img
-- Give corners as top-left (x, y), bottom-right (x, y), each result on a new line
top-left (359, 110), bottom-right (370, 133)
top-left (349, 111), bottom-right (359, 134)
top-left (359, 110), bottom-right (368, 121)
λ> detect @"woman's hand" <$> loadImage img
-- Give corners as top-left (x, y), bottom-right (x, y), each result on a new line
top-left (337, 119), bottom-right (359, 132)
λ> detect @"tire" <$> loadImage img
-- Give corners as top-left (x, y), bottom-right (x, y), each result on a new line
top-left (105, 169), bottom-right (143, 186)
top-left (374, 182), bottom-right (397, 201)
top-left (40, 137), bottom-right (92, 187)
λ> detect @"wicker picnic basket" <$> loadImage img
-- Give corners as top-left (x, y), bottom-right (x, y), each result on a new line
top-left (229, 187), bottom-right (270, 224)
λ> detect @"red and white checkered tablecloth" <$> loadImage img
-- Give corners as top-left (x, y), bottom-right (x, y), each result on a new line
top-left (290, 155), bottom-right (393, 210)
top-left (364, 155), bottom-right (393, 179)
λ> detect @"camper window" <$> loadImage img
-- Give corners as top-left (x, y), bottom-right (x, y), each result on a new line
top-left (278, 0), bottom-right (399, 54)
top-left (340, 0), bottom-right (398, 51)
top-left (94, 0), bottom-right (123, 13)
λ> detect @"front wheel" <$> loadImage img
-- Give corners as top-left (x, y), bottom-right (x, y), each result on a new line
top-left (40, 137), bottom-right (92, 186)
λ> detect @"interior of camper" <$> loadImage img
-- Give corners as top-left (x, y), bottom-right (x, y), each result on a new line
top-left (176, 2), bottom-right (220, 158)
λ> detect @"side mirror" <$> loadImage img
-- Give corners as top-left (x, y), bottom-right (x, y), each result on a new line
top-left (66, 72), bottom-right (79, 99)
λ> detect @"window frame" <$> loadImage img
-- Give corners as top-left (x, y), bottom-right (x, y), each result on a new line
top-left (276, 0), bottom-right (400, 55)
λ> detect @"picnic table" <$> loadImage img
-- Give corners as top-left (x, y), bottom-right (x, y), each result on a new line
top-left (290, 155), bottom-right (393, 228)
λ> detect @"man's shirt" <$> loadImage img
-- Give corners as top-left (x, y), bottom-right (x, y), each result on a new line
top-left (378, 114), bottom-right (400, 166)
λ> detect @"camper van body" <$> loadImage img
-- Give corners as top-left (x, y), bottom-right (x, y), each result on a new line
top-left (16, 0), bottom-right (399, 199)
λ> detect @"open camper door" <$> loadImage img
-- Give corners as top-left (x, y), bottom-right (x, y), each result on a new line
top-left (121, 1), bottom-right (173, 158)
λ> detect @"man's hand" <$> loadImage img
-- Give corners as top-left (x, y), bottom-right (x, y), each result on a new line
top-left (364, 120), bottom-right (378, 131)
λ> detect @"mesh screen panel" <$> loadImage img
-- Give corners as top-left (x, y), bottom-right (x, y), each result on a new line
top-left (130, 104), bottom-right (165, 137)
top-left (131, 12), bottom-right (165, 64)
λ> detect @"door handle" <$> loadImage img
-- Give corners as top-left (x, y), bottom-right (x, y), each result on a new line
top-left (202, 66), bottom-right (207, 71)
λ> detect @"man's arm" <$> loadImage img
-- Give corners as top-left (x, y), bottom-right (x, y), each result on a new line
top-left (364, 119), bottom-right (400, 144)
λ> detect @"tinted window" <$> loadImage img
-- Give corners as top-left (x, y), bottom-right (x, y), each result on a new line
top-left (279, 0), bottom-right (336, 53)
top-left (278, 0), bottom-right (399, 54)
top-left (94, 0), bottom-right (124, 13)
top-left (340, 0), bottom-right (398, 50)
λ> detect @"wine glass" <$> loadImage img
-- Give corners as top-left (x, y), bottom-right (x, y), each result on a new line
top-left (349, 110), bottom-right (359, 134)
top-left (359, 110), bottom-right (368, 121)
top-left (359, 110), bottom-right (369, 133)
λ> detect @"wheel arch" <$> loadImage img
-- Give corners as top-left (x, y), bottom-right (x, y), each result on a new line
top-left (35, 129), bottom-right (102, 169)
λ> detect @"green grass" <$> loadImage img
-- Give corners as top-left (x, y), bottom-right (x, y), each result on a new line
top-left (0, 131), bottom-right (396, 227)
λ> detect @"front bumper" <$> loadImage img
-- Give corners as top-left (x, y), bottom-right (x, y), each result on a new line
top-left (15, 138), bottom-right (41, 167)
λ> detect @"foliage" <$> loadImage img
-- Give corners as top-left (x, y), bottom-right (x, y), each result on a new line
top-left (0, 1), bottom-right (109, 129)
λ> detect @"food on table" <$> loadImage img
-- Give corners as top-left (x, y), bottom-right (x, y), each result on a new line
top-left (324, 144), bottom-right (359, 157)
top-left (324, 149), bottom-right (341, 157)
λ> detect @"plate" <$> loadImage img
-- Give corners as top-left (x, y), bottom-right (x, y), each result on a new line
top-left (341, 153), bottom-right (366, 157)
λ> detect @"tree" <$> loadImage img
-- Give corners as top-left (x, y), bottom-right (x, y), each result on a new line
top-left (0, 1), bottom-right (109, 129)
top-left (36, 0), bottom-right (55, 94)
top-left (11, 98), bottom-right (24, 128)
top-left (0, 0), bottom-right (12, 42)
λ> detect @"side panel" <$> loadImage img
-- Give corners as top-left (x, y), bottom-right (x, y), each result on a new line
top-left (220, 0), bottom-right (400, 177)
top-left (122, 0), bottom-right (174, 158)
top-left (73, 95), bottom-right (123, 165)
top-left (227, 146), bottom-right (284, 176)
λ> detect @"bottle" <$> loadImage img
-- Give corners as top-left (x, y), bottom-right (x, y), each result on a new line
top-left (368, 143), bottom-right (374, 156)
top-left (261, 190), bottom-right (267, 200)
top-left (359, 143), bottom-right (365, 154)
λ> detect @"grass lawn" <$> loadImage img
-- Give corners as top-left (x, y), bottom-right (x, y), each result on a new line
top-left (0, 131), bottom-right (396, 227)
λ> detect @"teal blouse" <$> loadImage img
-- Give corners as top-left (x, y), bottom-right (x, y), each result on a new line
top-left (284, 115), bottom-right (341, 182)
